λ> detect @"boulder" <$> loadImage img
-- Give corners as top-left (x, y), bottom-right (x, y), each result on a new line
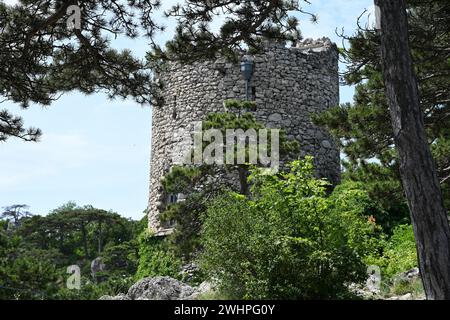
top-left (398, 268), bottom-right (420, 281)
top-left (388, 293), bottom-right (413, 300)
top-left (91, 257), bottom-right (106, 279)
top-left (100, 276), bottom-right (206, 300)
top-left (99, 294), bottom-right (130, 300)
top-left (128, 276), bottom-right (196, 300)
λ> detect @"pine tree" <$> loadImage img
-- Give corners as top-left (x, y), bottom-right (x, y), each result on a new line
top-left (1, 0), bottom-right (314, 142)
top-left (375, 0), bottom-right (450, 300)
top-left (313, 0), bottom-right (449, 210)
top-left (160, 100), bottom-right (299, 258)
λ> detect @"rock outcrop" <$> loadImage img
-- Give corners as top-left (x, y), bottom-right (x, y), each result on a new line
top-left (99, 276), bottom-right (209, 300)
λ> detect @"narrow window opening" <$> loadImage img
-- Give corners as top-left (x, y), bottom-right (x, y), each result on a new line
top-left (168, 194), bottom-right (178, 204)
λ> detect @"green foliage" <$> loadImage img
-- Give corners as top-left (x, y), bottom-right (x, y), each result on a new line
top-left (200, 157), bottom-right (381, 299)
top-left (223, 99), bottom-right (257, 111)
top-left (160, 100), bottom-right (299, 259)
top-left (101, 241), bottom-right (139, 276)
top-left (338, 174), bottom-right (410, 234)
top-left (55, 275), bottom-right (135, 300)
top-left (2, 0), bottom-right (314, 142)
top-left (0, 202), bottom-right (144, 300)
top-left (1, 205), bottom-right (32, 227)
top-left (135, 231), bottom-right (182, 281)
top-left (161, 192), bottom-right (210, 260)
top-left (367, 225), bottom-right (418, 278)
top-left (313, 0), bottom-right (450, 210)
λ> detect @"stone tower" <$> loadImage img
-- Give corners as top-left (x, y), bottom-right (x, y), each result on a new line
top-left (148, 38), bottom-right (340, 232)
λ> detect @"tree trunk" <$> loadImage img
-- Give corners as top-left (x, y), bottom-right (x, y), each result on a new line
top-left (97, 221), bottom-right (103, 254)
top-left (238, 166), bottom-right (249, 196)
top-left (81, 221), bottom-right (89, 258)
top-left (375, 0), bottom-right (450, 299)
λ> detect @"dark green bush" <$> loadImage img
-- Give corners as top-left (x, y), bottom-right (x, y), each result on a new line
top-left (367, 224), bottom-right (417, 278)
top-left (55, 274), bottom-right (135, 300)
top-left (200, 157), bottom-right (381, 299)
top-left (134, 231), bottom-right (182, 281)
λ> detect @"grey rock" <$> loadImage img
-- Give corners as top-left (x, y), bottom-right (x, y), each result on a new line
top-left (268, 113), bottom-right (283, 122)
top-left (127, 276), bottom-right (196, 300)
top-left (99, 276), bottom-right (213, 301)
top-left (91, 257), bottom-right (105, 279)
top-left (321, 140), bottom-right (332, 149)
top-left (388, 293), bottom-right (413, 300)
top-left (99, 293), bottom-right (130, 300)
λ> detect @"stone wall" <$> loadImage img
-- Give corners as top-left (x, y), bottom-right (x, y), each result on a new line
top-left (148, 38), bottom-right (341, 232)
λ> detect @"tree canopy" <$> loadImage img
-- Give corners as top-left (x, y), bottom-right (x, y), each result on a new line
top-left (0, 202), bottom-right (144, 299)
top-left (1, 0), bottom-right (315, 142)
top-left (313, 0), bottom-right (450, 209)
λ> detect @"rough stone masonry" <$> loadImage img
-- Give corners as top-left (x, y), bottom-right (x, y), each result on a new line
top-left (148, 38), bottom-right (341, 232)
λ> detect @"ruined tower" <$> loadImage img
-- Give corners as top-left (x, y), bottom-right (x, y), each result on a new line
top-left (148, 38), bottom-right (341, 232)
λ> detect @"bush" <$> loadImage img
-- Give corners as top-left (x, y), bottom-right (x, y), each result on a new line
top-left (390, 277), bottom-right (423, 298)
top-left (200, 157), bottom-right (381, 299)
top-left (0, 229), bottom-right (62, 299)
top-left (101, 241), bottom-right (139, 275)
top-left (55, 274), bottom-right (135, 300)
top-left (134, 231), bottom-right (182, 281)
top-left (367, 224), bottom-right (417, 278)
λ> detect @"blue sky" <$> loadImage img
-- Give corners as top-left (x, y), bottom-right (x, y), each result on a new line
top-left (0, 0), bottom-right (374, 220)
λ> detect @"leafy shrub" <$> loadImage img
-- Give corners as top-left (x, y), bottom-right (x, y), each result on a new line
top-left (0, 227), bottom-right (62, 299)
top-left (367, 224), bottom-right (417, 278)
top-left (135, 231), bottom-right (182, 280)
top-left (200, 157), bottom-right (381, 299)
top-left (330, 179), bottom-right (409, 235)
top-left (390, 277), bottom-right (424, 298)
top-left (337, 163), bottom-right (411, 234)
top-left (55, 274), bottom-right (135, 300)
top-left (101, 241), bottom-right (139, 275)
